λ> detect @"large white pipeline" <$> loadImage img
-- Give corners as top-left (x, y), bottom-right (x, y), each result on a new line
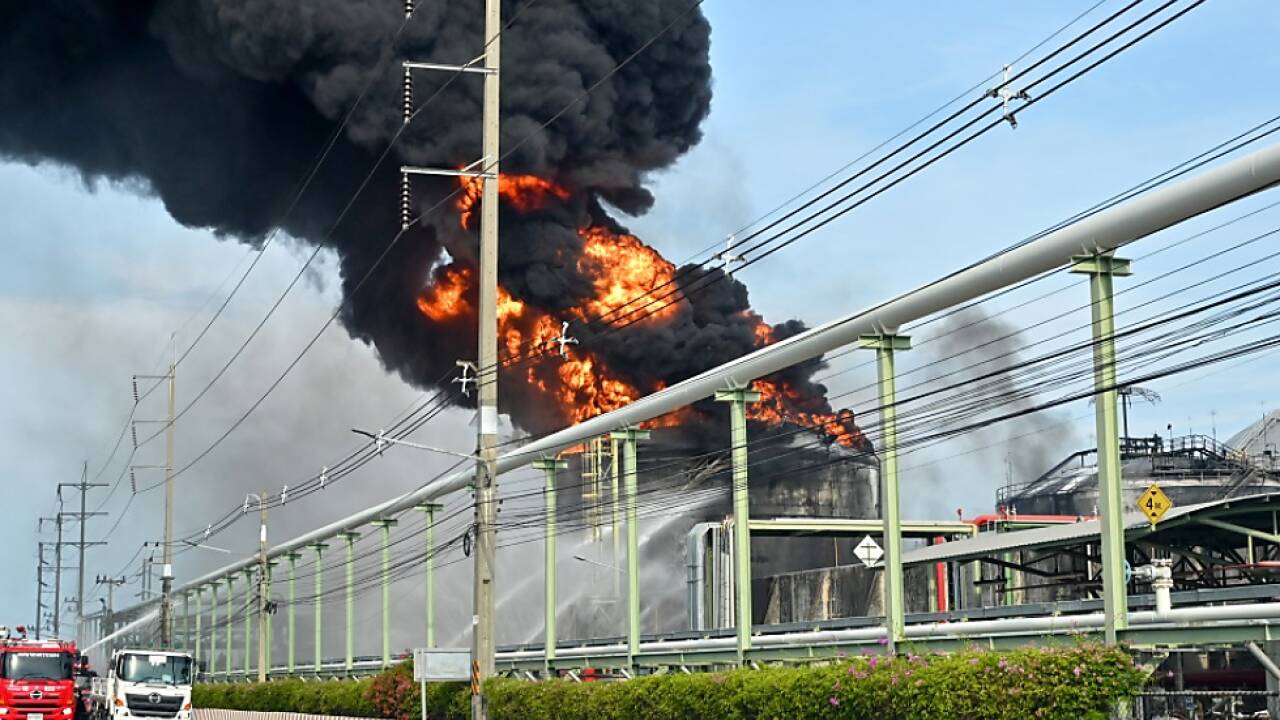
top-left (143, 142), bottom-right (1280, 606)
top-left (495, 602), bottom-right (1280, 663)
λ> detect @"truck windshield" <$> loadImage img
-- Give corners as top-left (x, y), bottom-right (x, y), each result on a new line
top-left (2, 652), bottom-right (73, 680)
top-left (117, 655), bottom-right (192, 685)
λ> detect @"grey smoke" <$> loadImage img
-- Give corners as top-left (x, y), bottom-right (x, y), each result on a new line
top-left (1, 0), bottom-right (867, 444)
top-left (906, 306), bottom-right (1080, 518)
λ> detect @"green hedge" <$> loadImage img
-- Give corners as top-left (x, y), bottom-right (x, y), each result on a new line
top-left (485, 646), bottom-right (1147, 720)
top-left (195, 644), bottom-right (1146, 720)
top-left (194, 678), bottom-right (379, 717)
top-left (192, 664), bottom-right (467, 720)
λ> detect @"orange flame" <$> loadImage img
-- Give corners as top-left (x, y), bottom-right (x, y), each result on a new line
top-left (416, 266), bottom-right (473, 322)
top-left (419, 172), bottom-right (862, 445)
top-left (457, 174), bottom-right (571, 229)
top-left (576, 226), bottom-right (680, 322)
top-left (748, 379), bottom-right (865, 448)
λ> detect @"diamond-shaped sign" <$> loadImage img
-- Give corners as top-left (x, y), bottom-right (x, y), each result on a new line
top-left (854, 535), bottom-right (884, 568)
top-left (1137, 482), bottom-right (1173, 525)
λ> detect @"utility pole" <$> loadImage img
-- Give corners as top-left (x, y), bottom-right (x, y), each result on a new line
top-left (133, 347), bottom-right (177, 646)
top-left (96, 576), bottom-right (126, 658)
top-left (472, 0), bottom-right (502, 707)
top-left (255, 493), bottom-right (268, 683)
top-left (58, 464), bottom-right (107, 636)
top-left (162, 353), bottom-right (176, 647)
top-left (399, 0), bottom-right (501, 713)
top-left (35, 542), bottom-right (50, 640)
top-left (39, 515), bottom-right (65, 636)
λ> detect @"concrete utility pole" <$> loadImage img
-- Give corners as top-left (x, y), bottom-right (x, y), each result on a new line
top-left (134, 352), bottom-right (177, 647)
top-left (35, 542), bottom-right (50, 640)
top-left (39, 515), bottom-right (65, 636)
top-left (255, 493), bottom-right (268, 682)
top-left (162, 356), bottom-right (176, 647)
top-left (398, 0), bottom-right (502, 709)
top-left (473, 0), bottom-right (502, 712)
top-left (58, 464), bottom-right (107, 636)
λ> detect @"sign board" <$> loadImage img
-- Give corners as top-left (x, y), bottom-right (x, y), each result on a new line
top-left (412, 648), bottom-right (470, 682)
top-left (854, 535), bottom-right (884, 568)
top-left (1137, 483), bottom-right (1173, 525)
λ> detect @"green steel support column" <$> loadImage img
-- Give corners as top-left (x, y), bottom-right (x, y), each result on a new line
top-left (209, 582), bottom-right (219, 677)
top-left (371, 520), bottom-right (398, 668)
top-left (285, 552), bottom-right (302, 674)
top-left (610, 427), bottom-right (650, 663)
top-left (242, 568), bottom-right (254, 675)
top-left (265, 560), bottom-right (276, 675)
top-left (309, 542), bottom-right (328, 673)
top-left (859, 332), bottom-right (912, 650)
top-left (225, 576), bottom-right (234, 676)
top-left (715, 385), bottom-right (762, 661)
top-left (610, 438), bottom-right (621, 599)
top-left (416, 504), bottom-right (443, 648)
top-left (339, 531), bottom-right (360, 672)
top-left (193, 589), bottom-right (203, 670)
top-left (532, 457), bottom-right (568, 667)
top-left (1071, 254), bottom-right (1132, 644)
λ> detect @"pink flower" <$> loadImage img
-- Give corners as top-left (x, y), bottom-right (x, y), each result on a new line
top-left (878, 637), bottom-right (890, 646)
top-left (868, 657), bottom-right (879, 670)
top-left (997, 659), bottom-right (1009, 670)
top-left (829, 697), bottom-right (840, 706)
top-left (1073, 665), bottom-right (1083, 677)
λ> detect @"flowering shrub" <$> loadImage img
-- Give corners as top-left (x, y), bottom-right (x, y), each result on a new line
top-left (195, 644), bottom-right (1146, 720)
top-left (366, 661), bottom-right (468, 720)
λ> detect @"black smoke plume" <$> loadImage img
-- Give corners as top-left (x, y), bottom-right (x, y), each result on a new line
top-left (1, 0), bottom-right (864, 446)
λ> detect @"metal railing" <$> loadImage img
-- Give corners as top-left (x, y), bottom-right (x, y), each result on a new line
top-left (1133, 689), bottom-right (1277, 719)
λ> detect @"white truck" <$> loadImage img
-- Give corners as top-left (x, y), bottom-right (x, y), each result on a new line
top-left (87, 650), bottom-right (193, 720)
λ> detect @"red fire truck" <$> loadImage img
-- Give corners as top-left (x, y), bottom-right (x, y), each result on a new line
top-left (0, 627), bottom-right (81, 720)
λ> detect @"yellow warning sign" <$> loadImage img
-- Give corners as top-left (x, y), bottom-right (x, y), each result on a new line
top-left (1138, 483), bottom-right (1173, 525)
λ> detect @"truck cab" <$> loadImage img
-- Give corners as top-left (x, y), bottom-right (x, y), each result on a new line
top-left (91, 651), bottom-right (192, 720)
top-left (0, 628), bottom-right (79, 720)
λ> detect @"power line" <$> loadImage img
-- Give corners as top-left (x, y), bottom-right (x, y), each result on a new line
top-left (132, 0), bottom-right (706, 489)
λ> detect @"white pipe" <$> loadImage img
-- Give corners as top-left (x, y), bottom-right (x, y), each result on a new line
top-left (494, 601), bottom-right (1280, 663)
top-left (145, 143), bottom-right (1280, 605)
top-left (1247, 642), bottom-right (1280, 681)
top-left (686, 522), bottom-right (719, 631)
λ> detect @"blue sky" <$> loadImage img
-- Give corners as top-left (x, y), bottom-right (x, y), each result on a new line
top-left (4, 1), bottom-right (1280, 640)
